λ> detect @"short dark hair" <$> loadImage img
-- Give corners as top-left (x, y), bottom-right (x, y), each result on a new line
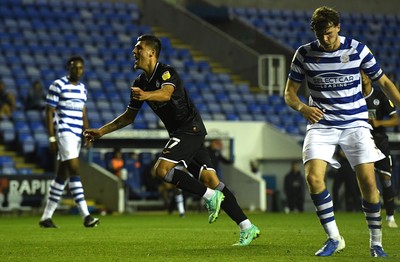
top-left (137, 34), bottom-right (162, 59)
top-left (67, 55), bottom-right (84, 68)
top-left (310, 6), bottom-right (340, 35)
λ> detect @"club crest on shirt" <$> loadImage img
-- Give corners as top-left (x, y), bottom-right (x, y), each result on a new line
top-left (162, 71), bottom-right (171, 80)
top-left (156, 80), bottom-right (160, 88)
top-left (340, 54), bottom-right (350, 63)
top-left (373, 99), bottom-right (380, 106)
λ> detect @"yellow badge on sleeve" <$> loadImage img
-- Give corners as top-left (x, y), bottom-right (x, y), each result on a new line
top-left (162, 71), bottom-right (171, 80)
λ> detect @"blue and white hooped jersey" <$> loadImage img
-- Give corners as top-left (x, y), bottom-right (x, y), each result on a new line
top-left (289, 36), bottom-right (384, 130)
top-left (46, 76), bottom-right (87, 138)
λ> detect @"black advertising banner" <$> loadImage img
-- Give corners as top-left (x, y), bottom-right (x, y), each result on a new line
top-left (0, 175), bottom-right (53, 209)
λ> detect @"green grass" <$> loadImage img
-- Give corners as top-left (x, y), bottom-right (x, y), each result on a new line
top-left (0, 211), bottom-right (399, 261)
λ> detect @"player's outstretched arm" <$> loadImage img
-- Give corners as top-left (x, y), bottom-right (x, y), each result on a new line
top-left (84, 108), bottom-right (138, 142)
top-left (377, 74), bottom-right (400, 108)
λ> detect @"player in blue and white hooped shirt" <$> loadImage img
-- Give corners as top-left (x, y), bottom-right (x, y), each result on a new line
top-left (39, 56), bottom-right (99, 228)
top-left (285, 6), bottom-right (400, 258)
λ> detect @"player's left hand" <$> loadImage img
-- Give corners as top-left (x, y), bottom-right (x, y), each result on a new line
top-left (132, 87), bottom-right (147, 101)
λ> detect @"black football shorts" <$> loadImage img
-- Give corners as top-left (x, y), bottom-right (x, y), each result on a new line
top-left (160, 133), bottom-right (214, 178)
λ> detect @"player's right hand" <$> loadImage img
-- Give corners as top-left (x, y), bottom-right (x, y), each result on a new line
top-left (301, 106), bottom-right (324, 124)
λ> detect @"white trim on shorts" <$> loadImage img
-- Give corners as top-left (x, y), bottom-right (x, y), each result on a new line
top-left (303, 127), bottom-right (385, 169)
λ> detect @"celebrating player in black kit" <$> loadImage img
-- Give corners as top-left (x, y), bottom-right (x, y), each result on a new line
top-left (362, 70), bottom-right (399, 228)
top-left (84, 34), bottom-right (260, 246)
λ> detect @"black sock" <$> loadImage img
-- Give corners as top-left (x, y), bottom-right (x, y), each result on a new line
top-left (385, 198), bottom-right (395, 216)
top-left (383, 184), bottom-right (396, 216)
top-left (219, 185), bottom-right (247, 225)
top-left (165, 168), bottom-right (207, 197)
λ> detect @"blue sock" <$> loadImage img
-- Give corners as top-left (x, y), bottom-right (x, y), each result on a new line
top-left (311, 189), bottom-right (340, 239)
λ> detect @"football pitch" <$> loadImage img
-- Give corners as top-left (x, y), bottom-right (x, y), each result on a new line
top-left (1, 211), bottom-right (399, 261)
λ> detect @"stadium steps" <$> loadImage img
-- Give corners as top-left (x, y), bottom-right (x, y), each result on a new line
top-left (152, 26), bottom-right (230, 73)
top-left (0, 145), bottom-right (45, 175)
top-left (151, 26), bottom-right (259, 91)
top-left (0, 145), bottom-right (17, 157)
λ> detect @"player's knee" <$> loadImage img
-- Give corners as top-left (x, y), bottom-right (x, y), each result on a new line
top-left (200, 169), bottom-right (219, 188)
top-left (155, 165), bottom-right (168, 179)
top-left (305, 173), bottom-right (321, 187)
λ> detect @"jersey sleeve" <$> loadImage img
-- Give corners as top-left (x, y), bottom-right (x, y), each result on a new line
top-left (288, 47), bottom-right (306, 83)
top-left (160, 67), bottom-right (177, 89)
top-left (360, 44), bottom-right (384, 81)
top-left (46, 80), bottom-right (61, 108)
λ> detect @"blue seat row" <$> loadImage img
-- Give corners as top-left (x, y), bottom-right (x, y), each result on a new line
top-left (230, 7), bottom-right (400, 83)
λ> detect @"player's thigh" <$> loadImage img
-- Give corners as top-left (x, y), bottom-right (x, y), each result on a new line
top-left (155, 134), bottom-right (205, 177)
top-left (58, 135), bottom-right (81, 162)
top-left (303, 128), bottom-right (340, 168)
top-left (340, 128), bottom-right (385, 167)
top-left (159, 134), bottom-right (205, 168)
top-left (154, 158), bottom-right (177, 178)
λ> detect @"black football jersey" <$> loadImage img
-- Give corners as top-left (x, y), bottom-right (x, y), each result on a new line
top-left (128, 62), bottom-right (207, 136)
top-left (365, 88), bottom-right (396, 137)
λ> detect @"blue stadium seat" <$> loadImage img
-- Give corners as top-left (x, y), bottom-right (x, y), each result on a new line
top-left (195, 103), bottom-right (208, 114)
top-left (221, 102), bottom-right (235, 114)
top-left (100, 111), bottom-right (116, 123)
top-left (215, 92), bottom-right (229, 102)
top-left (1, 166), bottom-right (17, 175)
top-left (253, 115), bottom-right (266, 121)
top-left (26, 110), bottom-right (43, 122)
top-left (247, 104), bottom-right (262, 114)
top-left (19, 134), bottom-right (35, 155)
top-left (266, 115), bottom-right (282, 126)
top-left (18, 168), bottom-right (33, 175)
top-left (226, 113), bottom-right (239, 121)
top-left (29, 121), bottom-right (45, 132)
top-left (268, 95), bottom-right (284, 106)
top-left (235, 104), bottom-right (248, 114)
top-left (285, 125), bottom-right (301, 135)
top-left (274, 104), bottom-right (291, 115)
top-left (96, 100), bottom-right (111, 111)
top-left (242, 93), bottom-right (256, 103)
top-left (207, 102), bottom-right (222, 114)
top-left (201, 92), bottom-right (216, 103)
top-left (212, 113), bottom-right (227, 121)
top-left (0, 119), bottom-right (15, 144)
top-left (238, 113), bottom-right (254, 121)
top-left (85, 101), bottom-right (97, 112)
top-left (201, 113), bottom-right (212, 121)
top-left (228, 93), bottom-right (243, 103)
top-left (0, 156), bottom-right (15, 168)
top-left (110, 102), bottom-right (126, 114)
top-left (260, 104), bottom-right (275, 115)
